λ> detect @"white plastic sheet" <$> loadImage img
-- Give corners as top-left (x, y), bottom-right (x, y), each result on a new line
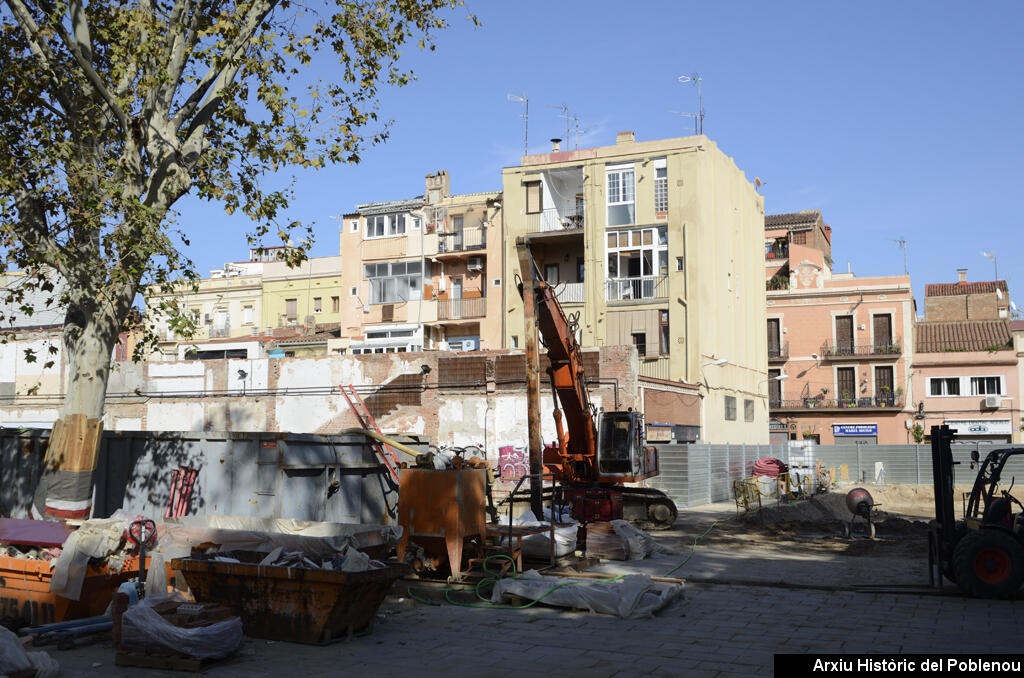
top-left (0, 626), bottom-right (59, 678)
top-left (491, 571), bottom-right (684, 619)
top-left (497, 510), bottom-right (577, 559)
top-left (121, 592), bottom-right (242, 660)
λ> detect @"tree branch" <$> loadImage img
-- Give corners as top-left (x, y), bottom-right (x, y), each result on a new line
top-left (35, 0), bottom-right (130, 133)
top-left (3, 0), bottom-right (73, 112)
top-left (171, 0), bottom-right (278, 132)
top-left (11, 186), bottom-right (66, 276)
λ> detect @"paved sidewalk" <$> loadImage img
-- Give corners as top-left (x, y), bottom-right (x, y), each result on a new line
top-left (53, 581), bottom-right (1024, 678)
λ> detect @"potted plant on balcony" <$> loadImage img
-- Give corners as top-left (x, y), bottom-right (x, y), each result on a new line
top-left (841, 391), bottom-right (853, 408)
top-left (879, 386), bottom-right (891, 407)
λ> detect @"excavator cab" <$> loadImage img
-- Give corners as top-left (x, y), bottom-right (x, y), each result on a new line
top-left (596, 410), bottom-right (657, 481)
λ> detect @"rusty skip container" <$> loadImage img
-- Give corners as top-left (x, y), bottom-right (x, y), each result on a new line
top-left (0, 556), bottom-right (143, 626)
top-left (172, 555), bottom-right (409, 644)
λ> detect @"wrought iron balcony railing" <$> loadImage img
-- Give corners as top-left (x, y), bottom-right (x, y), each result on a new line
top-left (820, 339), bottom-right (902, 358)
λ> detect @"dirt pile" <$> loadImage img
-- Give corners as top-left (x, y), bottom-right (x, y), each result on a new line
top-left (746, 490), bottom-right (929, 537)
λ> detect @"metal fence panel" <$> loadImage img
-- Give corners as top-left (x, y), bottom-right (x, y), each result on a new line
top-left (650, 441), bottom-right (1024, 508)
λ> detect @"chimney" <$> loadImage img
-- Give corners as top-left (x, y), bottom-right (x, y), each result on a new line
top-left (957, 268), bottom-right (968, 283)
top-left (616, 131), bottom-right (636, 145)
top-left (550, 138), bottom-right (561, 152)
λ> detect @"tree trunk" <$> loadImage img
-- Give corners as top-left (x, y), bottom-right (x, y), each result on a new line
top-left (34, 294), bottom-right (123, 520)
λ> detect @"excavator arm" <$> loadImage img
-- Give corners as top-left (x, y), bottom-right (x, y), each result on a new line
top-left (516, 240), bottom-right (597, 484)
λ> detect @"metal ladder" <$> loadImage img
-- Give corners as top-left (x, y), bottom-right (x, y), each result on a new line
top-left (339, 384), bottom-right (401, 485)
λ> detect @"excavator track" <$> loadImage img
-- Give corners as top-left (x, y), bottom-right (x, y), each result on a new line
top-left (620, 487), bottom-right (678, 530)
top-left (503, 486), bottom-right (678, 531)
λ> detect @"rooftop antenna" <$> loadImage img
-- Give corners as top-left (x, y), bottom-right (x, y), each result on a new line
top-left (891, 237), bottom-right (908, 275)
top-left (981, 250), bottom-right (998, 280)
top-left (572, 115), bottom-right (585, 150)
top-left (549, 103), bottom-right (570, 147)
top-left (507, 93), bottom-right (529, 156)
top-left (676, 73), bottom-right (704, 135)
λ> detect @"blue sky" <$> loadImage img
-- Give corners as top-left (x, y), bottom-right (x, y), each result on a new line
top-left (175, 1), bottom-right (1024, 314)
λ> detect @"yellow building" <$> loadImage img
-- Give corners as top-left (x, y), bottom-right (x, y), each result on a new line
top-left (337, 171), bottom-right (503, 354)
top-left (261, 256), bottom-right (345, 332)
top-left (501, 132), bottom-right (767, 444)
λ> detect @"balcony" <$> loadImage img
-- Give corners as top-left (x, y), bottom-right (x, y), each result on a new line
top-left (770, 395), bottom-right (905, 411)
top-left (554, 281), bottom-right (584, 304)
top-left (209, 326), bottom-right (231, 338)
top-left (524, 208), bottom-right (585, 234)
top-left (437, 226), bottom-right (485, 254)
top-left (606, 276), bottom-right (668, 302)
top-left (820, 339), bottom-right (902, 359)
top-left (768, 341), bottom-right (789, 362)
top-left (765, 244), bottom-right (789, 261)
top-left (436, 297), bottom-right (486, 321)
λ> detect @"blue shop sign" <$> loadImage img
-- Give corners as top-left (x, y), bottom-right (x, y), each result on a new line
top-left (832, 424), bottom-right (878, 436)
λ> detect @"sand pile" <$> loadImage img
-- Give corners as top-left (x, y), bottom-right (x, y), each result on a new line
top-left (747, 490), bottom-right (928, 536)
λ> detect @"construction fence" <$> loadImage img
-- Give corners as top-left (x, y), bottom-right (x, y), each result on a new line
top-left (646, 442), bottom-right (1024, 509)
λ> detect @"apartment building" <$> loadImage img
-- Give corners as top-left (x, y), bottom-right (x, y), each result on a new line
top-left (336, 171), bottom-right (503, 356)
top-left (261, 255), bottom-right (344, 331)
top-left (764, 211), bottom-right (916, 445)
top-left (912, 270), bottom-right (1019, 443)
top-left (501, 132), bottom-right (766, 444)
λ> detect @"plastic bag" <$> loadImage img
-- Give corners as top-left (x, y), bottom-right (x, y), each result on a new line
top-left (0, 626), bottom-right (59, 678)
top-left (502, 510), bottom-right (577, 558)
top-left (491, 570), bottom-right (684, 619)
top-left (121, 593), bottom-right (242, 659)
top-left (609, 520), bottom-right (672, 560)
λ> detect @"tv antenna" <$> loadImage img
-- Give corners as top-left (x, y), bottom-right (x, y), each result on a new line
top-left (507, 93), bottom-right (529, 156)
top-left (572, 115), bottom-right (585, 150)
top-left (891, 238), bottom-right (908, 275)
top-left (549, 103), bottom-right (570, 146)
top-left (676, 73), bottom-right (704, 135)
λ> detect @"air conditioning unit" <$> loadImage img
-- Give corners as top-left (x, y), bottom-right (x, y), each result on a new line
top-left (983, 395), bottom-right (1001, 409)
top-left (467, 256), bottom-right (483, 271)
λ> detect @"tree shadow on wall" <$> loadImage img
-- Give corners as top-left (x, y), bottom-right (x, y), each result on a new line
top-left (93, 432), bottom-right (207, 519)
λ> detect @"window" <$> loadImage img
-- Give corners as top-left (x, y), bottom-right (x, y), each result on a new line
top-left (350, 286), bottom-right (358, 297)
top-left (631, 332), bottom-right (646, 357)
top-left (577, 257), bottom-right (585, 283)
top-left (525, 181), bottom-right (542, 214)
top-left (792, 231), bottom-right (807, 245)
top-left (364, 260), bottom-right (422, 304)
top-left (313, 297), bottom-right (322, 313)
top-left (242, 305), bottom-right (254, 325)
top-left (676, 256), bottom-right (685, 272)
top-left (724, 396), bottom-right (737, 421)
top-left (493, 278), bottom-right (502, 287)
top-left (350, 221), bottom-right (358, 233)
top-left (606, 226), bottom-right (669, 300)
top-left (744, 399), bottom-right (754, 422)
top-left (285, 298), bottom-right (297, 321)
top-left (971, 376), bottom-right (1002, 396)
top-left (367, 215), bottom-right (385, 238)
top-left (365, 213), bottom-right (406, 238)
top-left (837, 367), bottom-right (856, 403)
top-left (929, 377), bottom-right (961, 396)
top-left (331, 296), bottom-right (339, 312)
top-left (545, 264), bottom-right (559, 285)
top-left (659, 310), bottom-right (670, 355)
top-left (411, 217), bottom-right (421, 230)
top-left (606, 164), bottom-right (635, 226)
top-left (511, 335), bottom-right (519, 348)
top-left (654, 159), bottom-right (667, 213)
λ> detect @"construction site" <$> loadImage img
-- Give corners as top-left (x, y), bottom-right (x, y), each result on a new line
top-left (2, 252), bottom-right (1023, 677)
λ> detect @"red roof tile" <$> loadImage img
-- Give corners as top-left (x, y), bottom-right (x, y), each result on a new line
top-left (924, 280), bottom-right (1008, 297)
top-left (915, 319), bottom-right (1012, 353)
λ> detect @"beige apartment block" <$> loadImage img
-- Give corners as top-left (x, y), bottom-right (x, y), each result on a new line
top-left (764, 211), bottom-right (916, 445)
top-left (261, 255), bottom-right (344, 332)
top-left (501, 132), bottom-right (766, 444)
top-left (146, 259), bottom-right (264, 360)
top-left (337, 171), bottom-right (503, 356)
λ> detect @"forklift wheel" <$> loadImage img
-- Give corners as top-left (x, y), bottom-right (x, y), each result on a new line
top-left (953, 529), bottom-right (1024, 598)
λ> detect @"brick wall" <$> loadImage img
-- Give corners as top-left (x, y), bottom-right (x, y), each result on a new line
top-left (925, 293), bottom-right (1000, 321)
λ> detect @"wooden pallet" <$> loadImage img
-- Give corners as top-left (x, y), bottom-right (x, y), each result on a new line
top-left (115, 650), bottom-right (229, 673)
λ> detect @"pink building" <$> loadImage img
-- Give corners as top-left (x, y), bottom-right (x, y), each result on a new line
top-left (911, 273), bottom-right (1018, 443)
top-left (764, 212), bottom-right (915, 445)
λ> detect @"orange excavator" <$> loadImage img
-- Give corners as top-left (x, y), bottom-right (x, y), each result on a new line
top-left (515, 240), bottom-right (677, 530)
